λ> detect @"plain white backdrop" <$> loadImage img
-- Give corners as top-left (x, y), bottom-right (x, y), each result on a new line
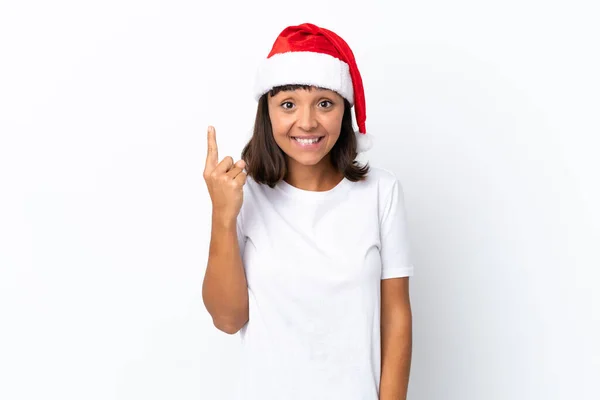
top-left (1, 1), bottom-right (598, 399)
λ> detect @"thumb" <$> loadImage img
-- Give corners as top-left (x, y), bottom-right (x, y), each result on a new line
top-left (235, 159), bottom-right (246, 169)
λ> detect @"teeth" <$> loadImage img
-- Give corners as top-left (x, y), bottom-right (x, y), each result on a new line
top-left (294, 137), bottom-right (321, 144)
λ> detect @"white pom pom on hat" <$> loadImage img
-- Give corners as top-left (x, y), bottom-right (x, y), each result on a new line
top-left (253, 22), bottom-right (373, 153)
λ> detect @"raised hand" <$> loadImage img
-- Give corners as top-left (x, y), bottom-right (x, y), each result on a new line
top-left (203, 126), bottom-right (247, 224)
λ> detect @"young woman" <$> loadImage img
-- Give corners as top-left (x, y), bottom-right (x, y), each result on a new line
top-left (203, 22), bottom-right (414, 400)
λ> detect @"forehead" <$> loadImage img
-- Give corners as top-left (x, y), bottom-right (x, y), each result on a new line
top-left (270, 86), bottom-right (341, 98)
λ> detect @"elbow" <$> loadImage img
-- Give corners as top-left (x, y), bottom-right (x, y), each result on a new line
top-left (216, 324), bottom-right (242, 335)
top-left (213, 315), bottom-right (248, 335)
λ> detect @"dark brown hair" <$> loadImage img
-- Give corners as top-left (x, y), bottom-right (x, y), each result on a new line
top-left (240, 84), bottom-right (370, 188)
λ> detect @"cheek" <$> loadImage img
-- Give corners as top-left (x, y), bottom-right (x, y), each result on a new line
top-left (270, 115), bottom-right (294, 136)
top-left (324, 115), bottom-right (344, 137)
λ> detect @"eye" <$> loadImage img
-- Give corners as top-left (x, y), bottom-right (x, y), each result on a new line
top-left (281, 101), bottom-right (294, 110)
top-left (319, 100), bottom-right (333, 108)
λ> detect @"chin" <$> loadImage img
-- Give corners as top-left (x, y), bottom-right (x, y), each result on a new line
top-left (286, 153), bottom-right (324, 166)
top-left (296, 158), bottom-right (323, 166)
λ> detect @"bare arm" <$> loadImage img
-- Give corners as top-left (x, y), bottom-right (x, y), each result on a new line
top-left (201, 125), bottom-right (249, 335)
top-left (202, 214), bottom-right (249, 334)
top-left (379, 277), bottom-right (412, 400)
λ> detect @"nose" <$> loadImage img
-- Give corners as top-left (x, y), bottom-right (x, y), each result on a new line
top-left (297, 104), bottom-right (318, 131)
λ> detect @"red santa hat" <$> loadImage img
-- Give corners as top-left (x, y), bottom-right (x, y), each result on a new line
top-left (253, 22), bottom-right (373, 153)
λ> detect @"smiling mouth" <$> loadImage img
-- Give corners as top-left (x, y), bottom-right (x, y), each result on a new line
top-left (291, 136), bottom-right (324, 142)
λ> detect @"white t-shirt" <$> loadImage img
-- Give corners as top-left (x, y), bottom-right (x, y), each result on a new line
top-left (233, 165), bottom-right (414, 400)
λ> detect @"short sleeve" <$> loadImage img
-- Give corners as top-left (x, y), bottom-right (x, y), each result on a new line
top-left (236, 208), bottom-right (246, 258)
top-left (380, 178), bottom-right (414, 279)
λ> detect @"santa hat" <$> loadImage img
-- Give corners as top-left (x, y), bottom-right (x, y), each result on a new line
top-left (253, 23), bottom-right (373, 153)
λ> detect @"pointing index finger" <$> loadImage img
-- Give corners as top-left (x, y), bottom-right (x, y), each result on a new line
top-left (205, 126), bottom-right (218, 170)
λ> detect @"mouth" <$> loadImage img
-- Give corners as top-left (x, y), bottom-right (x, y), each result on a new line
top-left (291, 136), bottom-right (325, 142)
top-left (290, 136), bottom-right (325, 149)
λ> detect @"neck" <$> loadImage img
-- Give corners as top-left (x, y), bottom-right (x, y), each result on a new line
top-left (284, 157), bottom-right (343, 192)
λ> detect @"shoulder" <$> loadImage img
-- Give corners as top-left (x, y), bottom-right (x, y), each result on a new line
top-left (362, 166), bottom-right (407, 223)
top-left (241, 173), bottom-right (258, 201)
top-left (365, 165), bottom-right (398, 182)
top-left (242, 173), bottom-right (263, 197)
top-left (237, 174), bottom-right (259, 229)
top-left (239, 173), bottom-right (271, 213)
top-left (363, 165), bottom-right (402, 195)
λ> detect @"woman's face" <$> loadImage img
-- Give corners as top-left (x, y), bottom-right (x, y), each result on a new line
top-left (267, 87), bottom-right (345, 167)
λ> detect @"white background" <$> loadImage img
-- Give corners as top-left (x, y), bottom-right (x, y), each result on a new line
top-left (1, 1), bottom-right (599, 399)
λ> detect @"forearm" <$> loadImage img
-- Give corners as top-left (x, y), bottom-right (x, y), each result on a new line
top-left (379, 308), bottom-right (412, 400)
top-left (202, 214), bottom-right (249, 334)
